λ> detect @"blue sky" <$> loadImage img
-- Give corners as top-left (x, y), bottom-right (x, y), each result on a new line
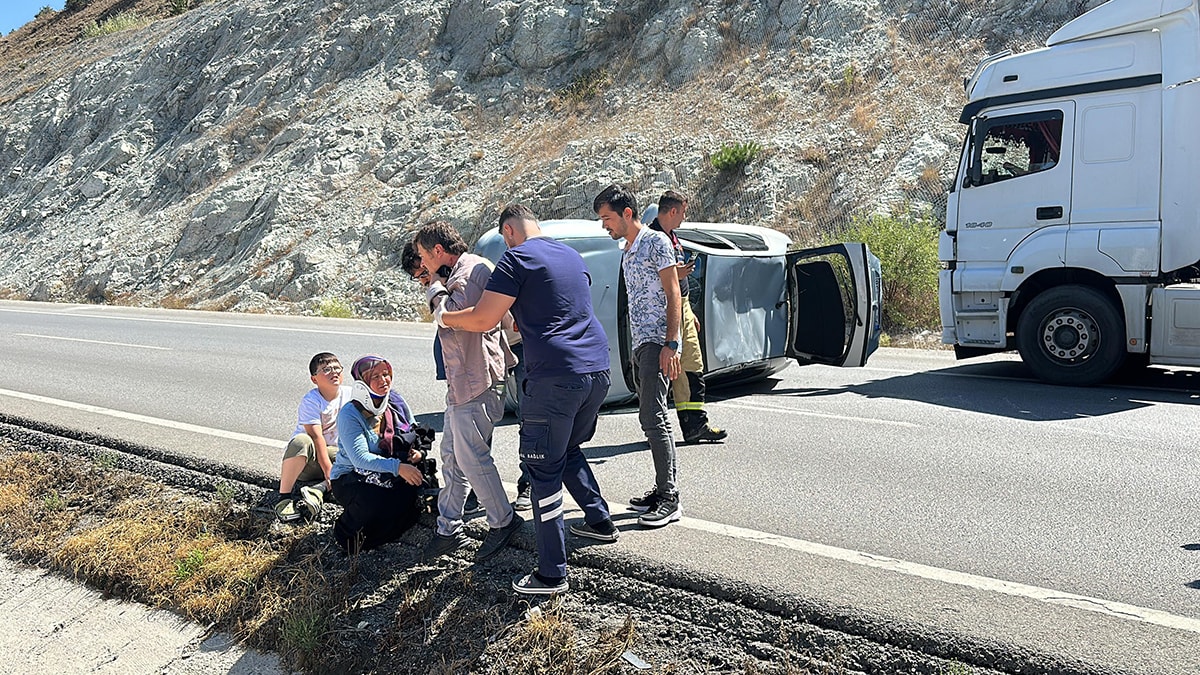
top-left (1, 0), bottom-right (65, 35)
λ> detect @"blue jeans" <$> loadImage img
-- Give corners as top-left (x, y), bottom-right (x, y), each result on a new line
top-left (520, 370), bottom-right (612, 579)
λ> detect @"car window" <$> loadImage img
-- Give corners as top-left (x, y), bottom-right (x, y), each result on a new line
top-left (715, 232), bottom-right (769, 251)
top-left (676, 230), bottom-right (734, 249)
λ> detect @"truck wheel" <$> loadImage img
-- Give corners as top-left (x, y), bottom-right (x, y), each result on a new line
top-left (1016, 285), bottom-right (1125, 386)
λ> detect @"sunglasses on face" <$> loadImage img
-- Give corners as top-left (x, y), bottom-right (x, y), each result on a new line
top-left (408, 267), bottom-right (430, 282)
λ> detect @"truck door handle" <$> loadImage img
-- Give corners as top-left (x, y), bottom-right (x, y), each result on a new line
top-left (1037, 206), bottom-right (1063, 220)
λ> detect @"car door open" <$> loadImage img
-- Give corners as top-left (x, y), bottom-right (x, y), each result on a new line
top-left (785, 243), bottom-right (882, 367)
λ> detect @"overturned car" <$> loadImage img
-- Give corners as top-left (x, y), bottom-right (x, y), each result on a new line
top-left (474, 218), bottom-right (882, 404)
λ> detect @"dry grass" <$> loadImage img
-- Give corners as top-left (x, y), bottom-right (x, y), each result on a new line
top-left (0, 448), bottom-right (345, 669)
top-left (505, 602), bottom-right (637, 675)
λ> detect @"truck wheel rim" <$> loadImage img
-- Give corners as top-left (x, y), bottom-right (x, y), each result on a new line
top-left (1040, 309), bottom-right (1096, 361)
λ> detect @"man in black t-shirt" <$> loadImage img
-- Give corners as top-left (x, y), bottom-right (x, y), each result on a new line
top-left (439, 203), bottom-right (616, 596)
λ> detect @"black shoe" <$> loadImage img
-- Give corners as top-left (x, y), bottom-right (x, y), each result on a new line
top-left (463, 490), bottom-right (485, 517)
top-left (569, 519), bottom-right (619, 542)
top-left (683, 426), bottom-right (728, 444)
top-left (628, 488), bottom-right (660, 513)
top-left (638, 494), bottom-right (681, 528)
top-left (513, 483), bottom-right (532, 511)
top-left (421, 531), bottom-right (470, 560)
top-left (476, 513), bottom-right (524, 562)
top-left (512, 570), bottom-right (568, 595)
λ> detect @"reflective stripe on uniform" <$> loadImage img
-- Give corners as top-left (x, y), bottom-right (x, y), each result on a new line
top-left (675, 401), bottom-right (705, 411)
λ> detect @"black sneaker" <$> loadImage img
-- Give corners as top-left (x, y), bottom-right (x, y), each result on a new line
top-left (476, 513), bottom-right (524, 562)
top-left (512, 570), bottom-right (568, 595)
top-left (513, 483), bottom-right (532, 511)
top-left (628, 488), bottom-right (660, 513)
top-left (421, 531), bottom-right (470, 561)
top-left (683, 426), bottom-right (728, 444)
top-left (638, 494), bottom-right (681, 528)
top-left (569, 519), bottom-right (619, 542)
top-left (463, 490), bottom-right (485, 517)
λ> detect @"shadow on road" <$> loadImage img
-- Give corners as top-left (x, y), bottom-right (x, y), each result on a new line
top-left (710, 359), bottom-right (1200, 422)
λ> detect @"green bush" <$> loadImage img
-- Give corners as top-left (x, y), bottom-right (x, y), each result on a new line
top-left (710, 141), bottom-right (762, 172)
top-left (317, 298), bottom-right (354, 319)
top-left (64, 0), bottom-right (92, 12)
top-left (833, 209), bottom-right (941, 332)
top-left (81, 11), bottom-right (148, 38)
top-left (169, 0), bottom-right (191, 16)
top-left (35, 6), bottom-right (57, 20)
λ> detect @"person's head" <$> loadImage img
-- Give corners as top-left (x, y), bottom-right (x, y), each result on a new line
top-left (401, 241), bottom-right (430, 284)
top-left (593, 183), bottom-right (640, 241)
top-left (351, 355), bottom-right (393, 397)
top-left (497, 203), bottom-right (540, 248)
top-left (413, 221), bottom-right (468, 277)
top-left (308, 352), bottom-right (343, 390)
top-left (656, 190), bottom-right (688, 232)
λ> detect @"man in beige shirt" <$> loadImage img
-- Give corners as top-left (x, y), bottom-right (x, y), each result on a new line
top-left (415, 221), bottom-right (522, 562)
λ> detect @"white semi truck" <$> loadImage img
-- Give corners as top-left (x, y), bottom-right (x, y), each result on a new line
top-left (939, 0), bottom-right (1200, 385)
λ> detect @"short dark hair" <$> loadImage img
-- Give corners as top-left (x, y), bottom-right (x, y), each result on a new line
top-left (658, 190), bottom-right (687, 212)
top-left (309, 352), bottom-right (340, 376)
top-left (497, 203), bottom-right (537, 232)
top-left (592, 183), bottom-right (639, 220)
top-left (400, 241), bottom-right (422, 275)
top-left (414, 221), bottom-right (468, 256)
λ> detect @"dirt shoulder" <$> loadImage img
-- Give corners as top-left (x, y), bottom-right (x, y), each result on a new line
top-left (0, 416), bottom-right (1066, 674)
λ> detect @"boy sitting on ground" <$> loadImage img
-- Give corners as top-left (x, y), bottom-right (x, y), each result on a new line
top-left (275, 352), bottom-right (353, 522)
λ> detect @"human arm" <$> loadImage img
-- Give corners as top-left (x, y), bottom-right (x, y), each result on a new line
top-left (659, 266), bottom-right (682, 380)
top-left (336, 405), bottom-right (402, 476)
top-left (439, 290), bottom-right (516, 332)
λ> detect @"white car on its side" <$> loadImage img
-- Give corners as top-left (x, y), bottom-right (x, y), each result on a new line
top-left (474, 217), bottom-right (882, 404)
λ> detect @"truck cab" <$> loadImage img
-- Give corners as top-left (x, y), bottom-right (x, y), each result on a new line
top-left (940, 0), bottom-right (1200, 384)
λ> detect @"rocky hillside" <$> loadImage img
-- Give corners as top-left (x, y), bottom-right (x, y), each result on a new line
top-left (0, 0), bottom-right (1103, 319)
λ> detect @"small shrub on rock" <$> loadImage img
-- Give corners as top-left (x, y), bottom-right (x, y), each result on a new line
top-left (317, 298), bottom-right (354, 319)
top-left (81, 12), bottom-right (148, 39)
top-left (710, 141), bottom-right (762, 173)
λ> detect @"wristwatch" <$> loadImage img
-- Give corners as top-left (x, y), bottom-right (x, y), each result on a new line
top-left (665, 340), bottom-right (680, 352)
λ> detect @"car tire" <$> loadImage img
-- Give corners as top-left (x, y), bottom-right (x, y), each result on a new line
top-left (1016, 285), bottom-right (1125, 386)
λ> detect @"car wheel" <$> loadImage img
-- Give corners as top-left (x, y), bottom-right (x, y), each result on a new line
top-left (1016, 285), bottom-right (1125, 386)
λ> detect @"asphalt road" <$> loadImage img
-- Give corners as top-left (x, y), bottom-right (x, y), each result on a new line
top-left (2, 300), bottom-right (1198, 671)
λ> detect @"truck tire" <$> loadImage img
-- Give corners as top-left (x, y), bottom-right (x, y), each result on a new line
top-left (1016, 285), bottom-right (1125, 386)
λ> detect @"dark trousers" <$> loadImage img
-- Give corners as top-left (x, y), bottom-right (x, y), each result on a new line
top-left (520, 370), bottom-right (612, 579)
top-left (331, 473), bottom-right (420, 554)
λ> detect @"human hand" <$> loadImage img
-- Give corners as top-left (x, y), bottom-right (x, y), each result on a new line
top-left (396, 464), bottom-right (424, 486)
top-left (659, 345), bottom-right (680, 380)
top-left (433, 303), bottom-right (449, 328)
top-left (675, 261), bottom-right (695, 279)
top-left (407, 448), bottom-right (423, 463)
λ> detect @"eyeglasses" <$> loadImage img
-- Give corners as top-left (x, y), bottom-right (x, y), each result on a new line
top-left (408, 267), bottom-right (430, 282)
top-left (320, 365), bottom-right (343, 376)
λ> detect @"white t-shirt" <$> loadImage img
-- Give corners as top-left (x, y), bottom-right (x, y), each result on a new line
top-left (292, 386), bottom-right (353, 446)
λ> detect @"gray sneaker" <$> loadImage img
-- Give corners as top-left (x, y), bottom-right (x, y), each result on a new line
top-left (274, 498), bottom-right (301, 523)
top-left (637, 494), bottom-right (681, 528)
top-left (569, 518), bottom-right (619, 542)
top-left (476, 513), bottom-right (524, 562)
top-left (297, 485), bottom-right (324, 521)
top-left (421, 531), bottom-right (470, 561)
top-left (512, 571), bottom-right (568, 595)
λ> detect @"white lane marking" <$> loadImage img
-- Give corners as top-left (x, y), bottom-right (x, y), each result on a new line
top-left (5, 385), bottom-right (1195, 635)
top-left (14, 333), bottom-right (172, 351)
top-left (529, 483), bottom-right (1200, 636)
top-left (712, 400), bottom-right (921, 428)
top-left (0, 388), bottom-right (278, 447)
top-left (0, 307), bottom-right (432, 341)
top-left (676, 517), bottom-right (1200, 634)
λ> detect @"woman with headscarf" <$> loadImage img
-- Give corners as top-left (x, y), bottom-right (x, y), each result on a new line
top-left (330, 355), bottom-right (426, 553)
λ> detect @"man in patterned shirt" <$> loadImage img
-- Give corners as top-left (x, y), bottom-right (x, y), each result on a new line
top-left (594, 183), bottom-right (683, 528)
